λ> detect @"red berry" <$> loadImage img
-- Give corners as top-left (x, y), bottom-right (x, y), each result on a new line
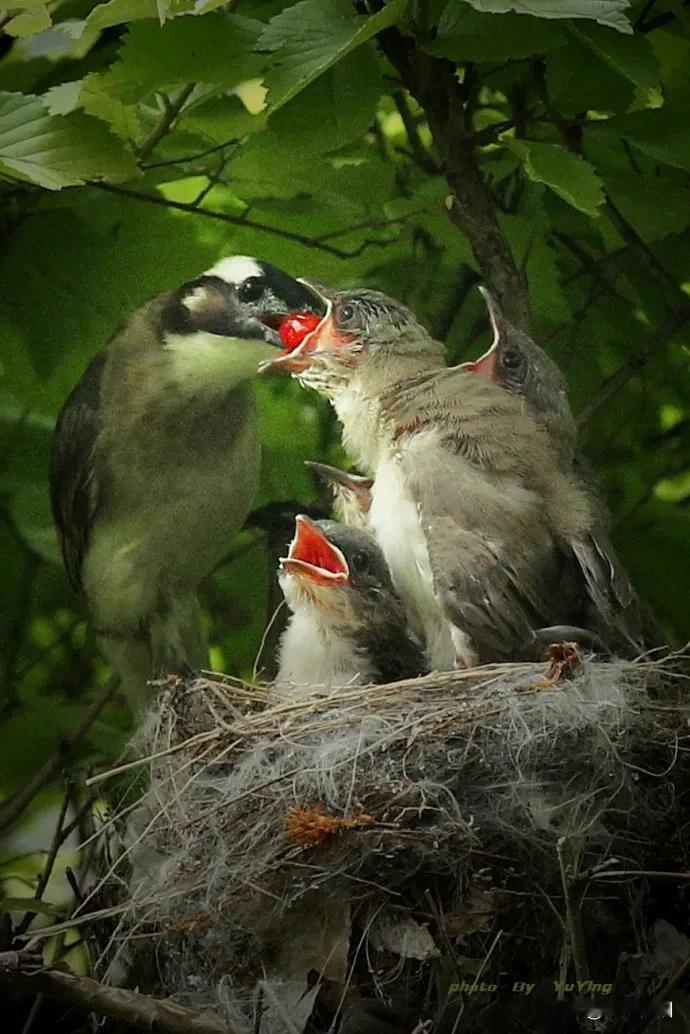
top-left (278, 312), bottom-right (322, 352)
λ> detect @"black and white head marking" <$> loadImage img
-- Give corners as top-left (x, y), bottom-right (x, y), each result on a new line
top-left (162, 256), bottom-right (325, 342)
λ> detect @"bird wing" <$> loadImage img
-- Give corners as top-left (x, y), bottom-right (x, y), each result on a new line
top-left (394, 424), bottom-right (562, 661)
top-left (49, 351), bottom-right (106, 591)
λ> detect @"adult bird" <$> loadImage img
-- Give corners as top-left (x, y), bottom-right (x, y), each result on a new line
top-left (50, 256), bottom-right (324, 706)
top-left (277, 514), bottom-right (425, 693)
top-left (264, 287), bottom-right (644, 667)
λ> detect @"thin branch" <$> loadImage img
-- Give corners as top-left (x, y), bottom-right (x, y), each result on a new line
top-left (15, 781), bottom-right (73, 938)
top-left (577, 310), bottom-right (690, 427)
top-left (603, 197), bottom-right (686, 305)
top-left (392, 90), bottom-right (440, 174)
top-left (137, 83), bottom-right (196, 162)
top-left (379, 29), bottom-right (531, 331)
top-left (0, 952), bottom-right (245, 1034)
top-left (557, 836), bottom-right (590, 985)
top-left (0, 678), bottom-right (119, 835)
top-left (141, 136), bottom-right (240, 170)
top-left (431, 265), bottom-right (481, 345)
top-left (89, 182), bottom-right (394, 259)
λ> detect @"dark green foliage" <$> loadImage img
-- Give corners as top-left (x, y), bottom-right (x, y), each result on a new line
top-left (0, 2), bottom-right (689, 1016)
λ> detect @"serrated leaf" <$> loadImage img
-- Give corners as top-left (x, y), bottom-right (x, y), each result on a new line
top-left (4, 5), bottom-right (51, 37)
top-left (503, 137), bottom-right (604, 216)
top-left (427, 5), bottom-right (563, 60)
top-left (96, 13), bottom-right (265, 102)
top-left (0, 91), bottom-right (138, 189)
top-left (258, 0), bottom-right (406, 111)
top-left (460, 0), bottom-right (631, 33)
top-left (80, 75), bottom-right (141, 141)
top-left (84, 0), bottom-right (195, 33)
top-left (570, 23), bottom-right (659, 98)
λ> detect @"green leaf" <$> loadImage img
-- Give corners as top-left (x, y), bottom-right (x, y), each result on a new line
top-left (182, 95), bottom-right (265, 147)
top-left (95, 13), bottom-right (265, 102)
top-left (84, 0), bottom-right (195, 33)
top-left (503, 138), bottom-right (604, 216)
top-left (595, 107), bottom-right (690, 172)
top-left (545, 33), bottom-right (634, 115)
top-left (265, 44), bottom-right (382, 155)
top-left (0, 91), bottom-right (138, 190)
top-left (4, 5), bottom-right (51, 38)
top-left (427, 6), bottom-right (564, 61)
top-left (569, 23), bottom-right (659, 99)
top-left (459, 0), bottom-right (631, 33)
top-left (258, 0), bottom-right (406, 111)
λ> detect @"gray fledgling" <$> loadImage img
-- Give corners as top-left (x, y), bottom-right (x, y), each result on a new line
top-left (266, 288), bottom-right (641, 666)
top-left (50, 256), bottom-right (324, 705)
top-left (461, 288), bottom-right (657, 654)
top-left (277, 514), bottom-right (426, 692)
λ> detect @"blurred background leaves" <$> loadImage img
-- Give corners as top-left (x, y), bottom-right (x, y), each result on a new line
top-left (0, 0), bottom-right (689, 982)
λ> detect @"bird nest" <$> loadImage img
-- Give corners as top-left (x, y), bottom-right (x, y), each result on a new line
top-left (90, 647), bottom-right (690, 1033)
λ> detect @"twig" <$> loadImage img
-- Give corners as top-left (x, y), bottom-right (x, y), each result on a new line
top-left (431, 266), bottom-right (481, 346)
top-left (392, 90), bottom-right (440, 174)
top-left (0, 677), bottom-right (119, 835)
top-left (14, 781), bottom-right (73, 937)
top-left (603, 197), bottom-right (685, 304)
top-left (576, 310), bottom-right (690, 427)
top-left (0, 951), bottom-right (245, 1034)
top-left (556, 835), bottom-right (590, 985)
top-left (378, 29), bottom-right (531, 332)
top-left (137, 83), bottom-right (196, 162)
top-left (89, 182), bottom-right (393, 259)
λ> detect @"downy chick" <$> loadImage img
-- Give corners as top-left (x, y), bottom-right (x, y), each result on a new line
top-left (276, 515), bottom-right (425, 693)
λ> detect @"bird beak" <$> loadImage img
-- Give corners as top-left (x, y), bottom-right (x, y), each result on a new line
top-left (305, 462), bottom-right (373, 512)
top-left (279, 515), bottom-right (350, 587)
top-left (258, 290), bottom-right (334, 374)
top-left (459, 285), bottom-right (502, 382)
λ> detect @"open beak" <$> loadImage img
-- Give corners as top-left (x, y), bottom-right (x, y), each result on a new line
top-left (459, 285), bottom-right (502, 382)
top-left (279, 515), bottom-right (350, 587)
top-left (257, 280), bottom-right (332, 373)
top-left (305, 462), bottom-right (373, 512)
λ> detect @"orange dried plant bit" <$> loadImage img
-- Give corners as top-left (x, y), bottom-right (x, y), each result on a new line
top-left (284, 803), bottom-right (374, 846)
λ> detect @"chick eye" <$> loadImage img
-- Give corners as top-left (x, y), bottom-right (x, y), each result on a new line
top-left (501, 349), bottom-right (523, 371)
top-left (350, 550), bottom-right (369, 574)
top-left (239, 277), bottom-right (265, 303)
top-left (338, 302), bottom-right (356, 324)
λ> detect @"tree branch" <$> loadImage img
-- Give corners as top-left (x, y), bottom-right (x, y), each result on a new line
top-left (0, 952), bottom-right (245, 1034)
top-left (0, 678), bottom-right (119, 835)
top-left (90, 182), bottom-right (399, 259)
top-left (137, 83), bottom-right (196, 162)
top-left (577, 310), bottom-right (690, 427)
top-left (392, 90), bottom-right (440, 174)
top-left (378, 29), bottom-right (531, 331)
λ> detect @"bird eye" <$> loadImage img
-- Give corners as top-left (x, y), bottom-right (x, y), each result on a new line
top-left (501, 349), bottom-right (523, 370)
top-left (238, 277), bottom-right (265, 303)
top-left (338, 302), bottom-right (356, 324)
top-left (350, 550), bottom-right (369, 574)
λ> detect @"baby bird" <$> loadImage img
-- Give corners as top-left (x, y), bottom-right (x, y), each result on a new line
top-left (276, 515), bottom-right (425, 693)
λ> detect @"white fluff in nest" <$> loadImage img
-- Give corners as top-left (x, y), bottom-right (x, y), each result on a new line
top-left (94, 654), bottom-right (685, 1029)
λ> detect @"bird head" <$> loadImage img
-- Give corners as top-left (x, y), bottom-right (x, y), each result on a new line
top-left (461, 287), bottom-right (575, 452)
top-left (158, 256), bottom-right (326, 388)
top-left (261, 286), bottom-right (444, 398)
top-left (305, 462), bottom-right (373, 528)
top-left (279, 515), bottom-right (396, 631)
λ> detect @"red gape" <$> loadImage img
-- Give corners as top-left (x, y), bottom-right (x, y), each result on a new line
top-left (278, 312), bottom-right (322, 352)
